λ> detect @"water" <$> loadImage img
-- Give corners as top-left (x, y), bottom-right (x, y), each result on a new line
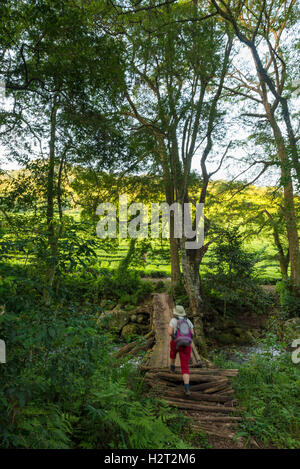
top-left (220, 343), bottom-right (284, 364)
top-left (112, 343), bottom-right (144, 368)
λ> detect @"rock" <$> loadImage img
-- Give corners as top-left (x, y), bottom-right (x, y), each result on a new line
top-left (100, 299), bottom-right (117, 310)
top-left (285, 318), bottom-right (300, 329)
top-left (233, 327), bottom-right (243, 336)
top-left (137, 314), bottom-right (146, 324)
top-left (121, 324), bottom-right (149, 342)
top-left (130, 314), bottom-right (138, 323)
top-left (98, 304), bottom-right (131, 331)
top-left (135, 307), bottom-right (150, 315)
top-left (235, 330), bottom-right (254, 345)
top-left (121, 324), bottom-right (140, 341)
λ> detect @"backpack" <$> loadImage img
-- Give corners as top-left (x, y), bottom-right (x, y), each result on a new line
top-left (174, 318), bottom-right (192, 348)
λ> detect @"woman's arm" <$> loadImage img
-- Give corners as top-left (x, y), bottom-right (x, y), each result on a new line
top-left (168, 325), bottom-right (174, 337)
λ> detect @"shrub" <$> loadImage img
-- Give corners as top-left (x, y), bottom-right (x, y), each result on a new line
top-left (203, 229), bottom-right (273, 315)
top-left (171, 281), bottom-right (189, 308)
top-left (0, 265), bottom-right (185, 449)
top-left (276, 281), bottom-right (300, 317)
top-left (211, 342), bottom-right (300, 449)
top-left (100, 270), bottom-right (154, 305)
top-left (77, 370), bottom-right (189, 449)
top-left (235, 353), bottom-right (300, 449)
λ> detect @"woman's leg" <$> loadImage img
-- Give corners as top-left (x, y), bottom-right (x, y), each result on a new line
top-left (169, 340), bottom-right (177, 371)
top-left (182, 373), bottom-right (189, 384)
top-left (179, 345), bottom-right (192, 394)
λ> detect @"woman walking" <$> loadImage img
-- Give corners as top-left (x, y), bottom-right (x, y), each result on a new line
top-left (168, 305), bottom-right (194, 396)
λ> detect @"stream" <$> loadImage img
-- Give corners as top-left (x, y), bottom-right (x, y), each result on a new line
top-left (217, 343), bottom-right (286, 364)
top-left (115, 341), bottom-right (287, 367)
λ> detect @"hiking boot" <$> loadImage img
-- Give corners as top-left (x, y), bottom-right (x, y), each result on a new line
top-left (170, 364), bottom-right (176, 373)
top-left (184, 388), bottom-right (191, 397)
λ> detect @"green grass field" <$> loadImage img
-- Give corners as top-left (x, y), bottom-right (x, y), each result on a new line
top-left (94, 237), bottom-right (281, 282)
top-left (1, 207), bottom-right (283, 283)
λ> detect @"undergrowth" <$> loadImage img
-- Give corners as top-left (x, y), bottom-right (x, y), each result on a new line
top-left (211, 338), bottom-right (300, 449)
top-left (0, 264), bottom-right (190, 449)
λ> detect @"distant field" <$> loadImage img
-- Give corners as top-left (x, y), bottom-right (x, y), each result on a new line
top-left (95, 237), bottom-right (282, 282)
top-left (51, 209), bottom-right (285, 282)
top-left (1, 208), bottom-right (283, 283)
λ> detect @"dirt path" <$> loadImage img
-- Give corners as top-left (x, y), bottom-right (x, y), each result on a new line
top-left (142, 293), bottom-right (258, 449)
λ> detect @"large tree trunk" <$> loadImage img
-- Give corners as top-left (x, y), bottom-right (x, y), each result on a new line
top-left (180, 242), bottom-right (207, 357)
top-left (279, 255), bottom-right (289, 281)
top-left (282, 178), bottom-right (300, 291)
top-left (268, 115), bottom-right (300, 292)
top-left (265, 210), bottom-right (290, 282)
top-left (170, 220), bottom-right (181, 285)
top-left (280, 98), bottom-right (300, 185)
top-left (156, 136), bottom-right (181, 286)
top-left (272, 225), bottom-right (289, 281)
top-left (44, 95), bottom-right (59, 301)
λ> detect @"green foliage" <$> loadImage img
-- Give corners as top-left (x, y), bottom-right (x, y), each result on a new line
top-left (78, 375), bottom-right (188, 449)
top-left (0, 0), bottom-right (299, 451)
top-left (171, 281), bottom-right (189, 308)
top-left (141, 270), bottom-right (169, 278)
top-left (4, 404), bottom-right (75, 449)
top-left (276, 281), bottom-right (300, 317)
top-left (154, 280), bottom-right (166, 293)
top-left (0, 265), bottom-right (188, 449)
top-left (211, 340), bottom-right (300, 449)
top-left (100, 269), bottom-right (154, 305)
top-left (235, 353), bottom-right (300, 449)
top-left (183, 428), bottom-right (212, 449)
top-left (204, 229), bottom-right (273, 315)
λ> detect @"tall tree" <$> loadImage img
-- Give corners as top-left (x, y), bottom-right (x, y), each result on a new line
top-left (105, 1), bottom-right (234, 354)
top-left (211, 0), bottom-right (300, 292)
top-left (0, 0), bottom-right (125, 297)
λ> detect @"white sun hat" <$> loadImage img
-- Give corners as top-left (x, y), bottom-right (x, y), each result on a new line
top-left (173, 305), bottom-right (186, 318)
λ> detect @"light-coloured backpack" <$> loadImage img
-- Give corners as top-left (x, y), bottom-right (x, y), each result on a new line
top-left (174, 318), bottom-right (192, 348)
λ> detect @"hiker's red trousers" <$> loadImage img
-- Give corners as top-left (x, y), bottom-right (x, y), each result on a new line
top-left (170, 340), bottom-right (191, 375)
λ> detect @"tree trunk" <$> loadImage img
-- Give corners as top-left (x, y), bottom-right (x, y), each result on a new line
top-left (268, 115), bottom-right (300, 292)
top-left (57, 152), bottom-right (65, 222)
top-left (170, 224), bottom-right (181, 286)
top-left (44, 95), bottom-right (59, 301)
top-left (156, 135), bottom-right (181, 287)
top-left (279, 166), bottom-right (299, 289)
top-left (279, 255), bottom-right (289, 281)
top-left (273, 229), bottom-right (289, 281)
top-left (280, 98), bottom-right (300, 185)
top-left (180, 242), bottom-right (207, 357)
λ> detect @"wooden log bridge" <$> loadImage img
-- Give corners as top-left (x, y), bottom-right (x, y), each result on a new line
top-left (141, 294), bottom-right (242, 441)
